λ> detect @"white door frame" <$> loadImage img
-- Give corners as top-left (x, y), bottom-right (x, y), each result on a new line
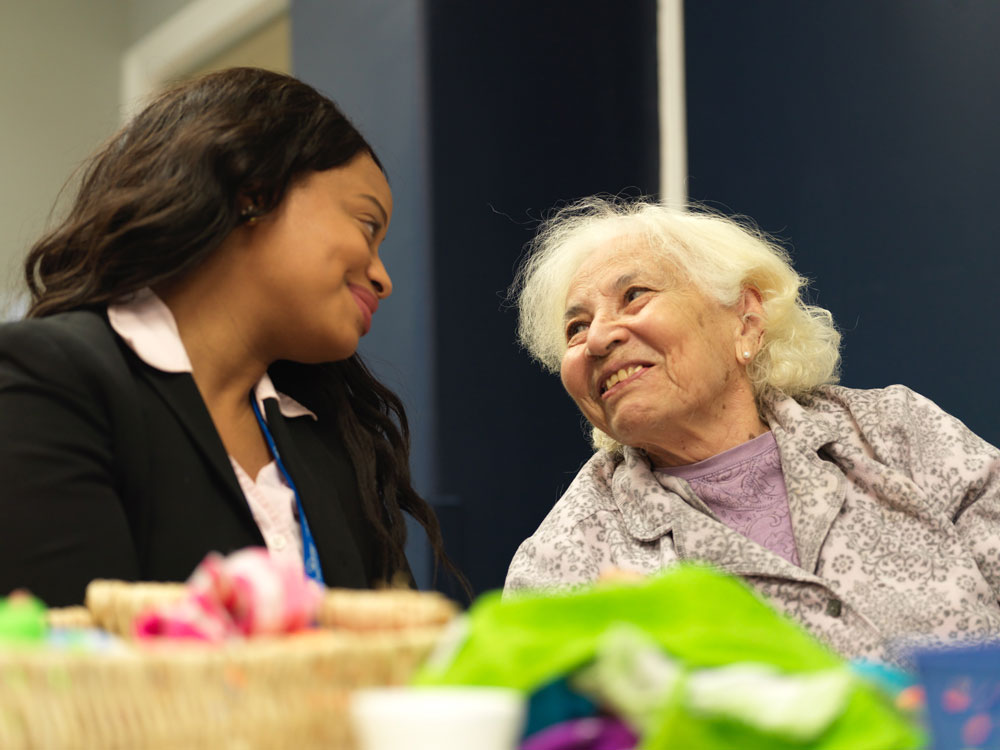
top-left (120, 0), bottom-right (289, 121)
top-left (658, 0), bottom-right (688, 207)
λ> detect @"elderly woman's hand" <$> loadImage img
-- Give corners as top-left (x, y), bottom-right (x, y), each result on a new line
top-left (597, 568), bottom-right (647, 584)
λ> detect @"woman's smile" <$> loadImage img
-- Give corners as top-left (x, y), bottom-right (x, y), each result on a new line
top-left (349, 284), bottom-right (379, 335)
top-left (600, 363), bottom-right (649, 398)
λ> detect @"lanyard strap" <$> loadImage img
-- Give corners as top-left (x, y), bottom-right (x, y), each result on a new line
top-left (249, 396), bottom-right (325, 585)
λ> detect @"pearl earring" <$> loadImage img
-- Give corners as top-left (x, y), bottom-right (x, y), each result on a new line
top-left (742, 351), bottom-right (751, 360)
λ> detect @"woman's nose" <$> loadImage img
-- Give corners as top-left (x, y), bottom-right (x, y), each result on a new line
top-left (585, 316), bottom-right (626, 357)
top-left (369, 255), bottom-right (393, 299)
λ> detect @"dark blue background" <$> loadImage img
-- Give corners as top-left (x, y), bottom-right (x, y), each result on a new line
top-left (685, 1), bottom-right (1000, 446)
top-left (295, 0), bottom-right (659, 595)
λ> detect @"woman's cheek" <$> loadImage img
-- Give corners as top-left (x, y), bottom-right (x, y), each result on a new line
top-left (560, 353), bottom-right (586, 402)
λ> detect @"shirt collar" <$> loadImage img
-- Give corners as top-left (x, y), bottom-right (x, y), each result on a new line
top-left (107, 288), bottom-right (316, 421)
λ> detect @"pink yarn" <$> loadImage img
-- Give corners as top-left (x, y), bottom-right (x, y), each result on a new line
top-left (134, 548), bottom-right (323, 641)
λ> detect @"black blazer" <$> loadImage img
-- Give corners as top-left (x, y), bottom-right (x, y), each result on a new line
top-left (0, 310), bottom-right (383, 606)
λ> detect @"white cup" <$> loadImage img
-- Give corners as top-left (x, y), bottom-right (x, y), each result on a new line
top-left (350, 686), bottom-right (526, 750)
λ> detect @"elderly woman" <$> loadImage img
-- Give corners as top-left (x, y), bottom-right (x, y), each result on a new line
top-left (505, 197), bottom-right (1000, 662)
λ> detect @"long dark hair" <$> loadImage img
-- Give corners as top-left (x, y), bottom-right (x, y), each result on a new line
top-left (26, 67), bottom-right (375, 315)
top-left (25, 67), bottom-right (466, 593)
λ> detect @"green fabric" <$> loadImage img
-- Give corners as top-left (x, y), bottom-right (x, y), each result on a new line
top-left (0, 593), bottom-right (46, 645)
top-left (574, 624), bottom-right (856, 742)
top-left (417, 565), bottom-right (923, 749)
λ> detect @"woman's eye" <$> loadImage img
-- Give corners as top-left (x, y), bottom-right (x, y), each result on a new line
top-left (624, 287), bottom-right (650, 303)
top-left (566, 321), bottom-right (588, 341)
top-left (361, 219), bottom-right (380, 239)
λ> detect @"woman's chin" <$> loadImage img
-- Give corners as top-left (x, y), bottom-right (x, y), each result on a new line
top-left (606, 411), bottom-right (661, 448)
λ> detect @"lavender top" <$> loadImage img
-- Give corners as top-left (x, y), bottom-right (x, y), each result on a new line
top-left (655, 432), bottom-right (800, 566)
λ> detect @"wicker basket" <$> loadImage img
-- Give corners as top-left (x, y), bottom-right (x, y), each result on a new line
top-left (0, 582), bottom-right (459, 749)
top-left (79, 580), bottom-right (457, 638)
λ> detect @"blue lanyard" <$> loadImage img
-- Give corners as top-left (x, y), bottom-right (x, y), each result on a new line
top-left (250, 395), bottom-right (325, 585)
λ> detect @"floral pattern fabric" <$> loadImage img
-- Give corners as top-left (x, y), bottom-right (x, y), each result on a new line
top-left (505, 385), bottom-right (1000, 663)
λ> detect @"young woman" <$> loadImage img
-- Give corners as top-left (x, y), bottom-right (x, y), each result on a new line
top-left (0, 67), bottom-right (457, 606)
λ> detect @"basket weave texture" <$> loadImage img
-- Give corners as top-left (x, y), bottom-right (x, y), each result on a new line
top-left (1, 581), bottom-right (458, 749)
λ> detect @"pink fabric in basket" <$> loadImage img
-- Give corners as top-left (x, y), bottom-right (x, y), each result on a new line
top-left (134, 548), bottom-right (323, 641)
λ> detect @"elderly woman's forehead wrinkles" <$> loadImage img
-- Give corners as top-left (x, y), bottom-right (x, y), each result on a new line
top-left (611, 272), bottom-right (642, 291)
top-left (562, 269), bottom-right (650, 323)
top-left (562, 271), bottom-right (597, 314)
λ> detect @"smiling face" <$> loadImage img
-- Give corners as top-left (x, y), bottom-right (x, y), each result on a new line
top-left (241, 152), bottom-right (393, 363)
top-left (559, 241), bottom-right (764, 465)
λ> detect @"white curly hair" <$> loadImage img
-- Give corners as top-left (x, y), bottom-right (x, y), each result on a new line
top-left (511, 197), bottom-right (841, 452)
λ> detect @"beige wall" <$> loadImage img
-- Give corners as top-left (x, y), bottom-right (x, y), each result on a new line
top-left (127, 0), bottom-right (194, 43)
top-left (191, 13), bottom-right (290, 79)
top-left (0, 1), bottom-right (129, 316)
top-left (0, 0), bottom-right (288, 318)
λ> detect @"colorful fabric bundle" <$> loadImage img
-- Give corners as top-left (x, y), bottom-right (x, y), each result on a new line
top-left (134, 548), bottom-right (323, 641)
top-left (417, 565), bottom-right (924, 749)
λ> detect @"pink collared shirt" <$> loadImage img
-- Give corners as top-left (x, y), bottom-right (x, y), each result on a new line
top-left (108, 288), bottom-right (314, 572)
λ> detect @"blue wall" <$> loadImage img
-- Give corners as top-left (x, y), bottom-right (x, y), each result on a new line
top-left (293, 0), bottom-right (437, 586)
top-left (425, 0), bottom-right (659, 595)
top-left (685, 1), bottom-right (1000, 446)
top-left (292, 0), bottom-right (659, 594)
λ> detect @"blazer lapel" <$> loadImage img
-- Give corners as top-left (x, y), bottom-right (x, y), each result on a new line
top-left (262, 399), bottom-right (369, 587)
top-left (137, 366), bottom-right (255, 528)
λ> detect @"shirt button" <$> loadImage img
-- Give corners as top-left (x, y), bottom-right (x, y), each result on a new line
top-left (825, 598), bottom-right (843, 617)
top-left (273, 535), bottom-right (287, 550)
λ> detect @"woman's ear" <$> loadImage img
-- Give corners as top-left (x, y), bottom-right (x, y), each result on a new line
top-left (735, 286), bottom-right (765, 362)
top-left (236, 185), bottom-right (268, 226)
top-left (237, 195), bottom-right (262, 226)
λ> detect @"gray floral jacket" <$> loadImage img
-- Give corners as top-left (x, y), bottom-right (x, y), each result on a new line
top-left (505, 385), bottom-right (1000, 662)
